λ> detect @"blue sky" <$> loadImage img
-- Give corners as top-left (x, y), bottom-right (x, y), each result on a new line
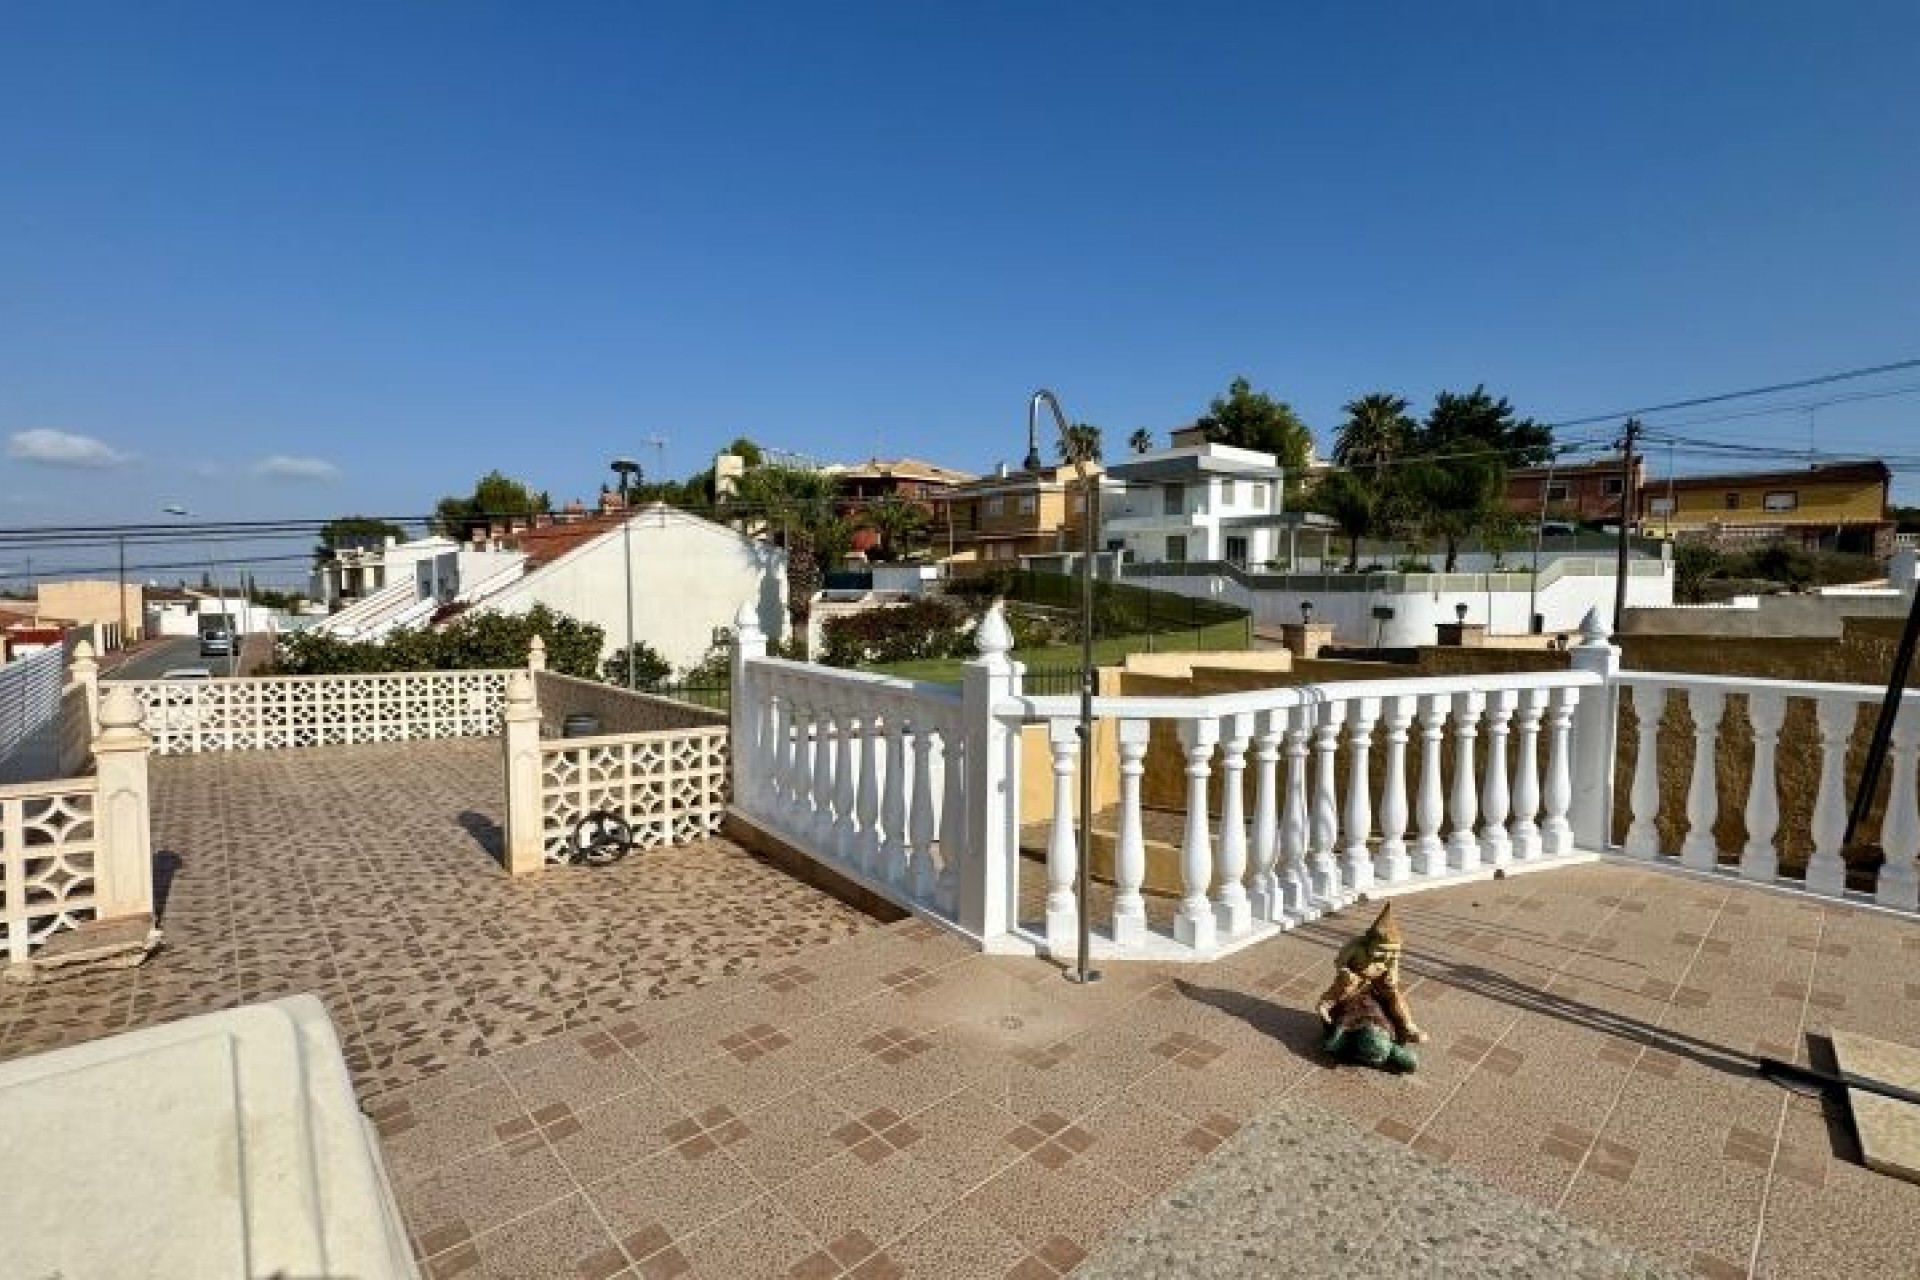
top-left (3, 1), bottom-right (1917, 584)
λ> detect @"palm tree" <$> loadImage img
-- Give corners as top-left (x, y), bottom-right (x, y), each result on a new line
top-left (1056, 422), bottom-right (1102, 465)
top-left (1333, 393), bottom-right (1415, 471)
top-left (1128, 428), bottom-right (1154, 454)
top-left (731, 464), bottom-right (840, 637)
top-left (1311, 469), bottom-right (1379, 572)
top-left (861, 496), bottom-right (928, 561)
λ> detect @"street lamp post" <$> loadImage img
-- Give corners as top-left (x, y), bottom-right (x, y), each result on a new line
top-left (611, 458), bottom-right (643, 687)
top-left (163, 506), bottom-right (233, 675)
top-left (1029, 389), bottom-right (1099, 987)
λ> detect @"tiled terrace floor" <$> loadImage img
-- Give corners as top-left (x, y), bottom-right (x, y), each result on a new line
top-left (3, 740), bottom-right (1919, 1279)
top-left (0, 740), bottom-right (876, 1095)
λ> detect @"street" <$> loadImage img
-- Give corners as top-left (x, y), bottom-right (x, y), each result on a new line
top-left (106, 633), bottom-right (270, 680)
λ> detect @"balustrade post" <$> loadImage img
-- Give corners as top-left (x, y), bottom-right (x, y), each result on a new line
top-left (729, 605), bottom-right (765, 815)
top-left (785, 696), bottom-right (811, 839)
top-left (1248, 709), bottom-right (1284, 922)
top-left (1308, 703), bottom-right (1346, 907)
top-left (854, 716), bottom-right (882, 873)
top-left (71, 639), bottom-right (100, 738)
top-left (1738, 692), bottom-right (1786, 882)
top-left (501, 672), bottom-right (544, 876)
top-left (1876, 702), bottom-right (1920, 911)
top-left (1112, 718), bottom-right (1151, 946)
top-left (1678, 687), bottom-right (1727, 872)
top-left (91, 686), bottom-right (156, 916)
top-left (1214, 713), bottom-right (1253, 937)
top-left (1566, 609), bottom-right (1621, 850)
top-left (1623, 684), bottom-right (1666, 859)
top-left (880, 714), bottom-right (909, 886)
top-left (1044, 717), bottom-right (1081, 955)
top-left (1479, 690), bottom-right (1514, 868)
top-left (810, 702), bottom-right (837, 850)
top-left (1541, 687), bottom-right (1577, 857)
top-left (936, 731), bottom-right (965, 917)
top-left (908, 725), bottom-right (938, 902)
top-left (527, 634), bottom-right (547, 674)
top-left (1806, 696), bottom-right (1856, 897)
top-left (1340, 699), bottom-right (1378, 894)
top-left (958, 603), bottom-right (1022, 942)
top-left (1278, 707), bottom-right (1316, 920)
top-left (1374, 696), bottom-right (1413, 883)
top-left (1174, 717), bottom-right (1220, 950)
top-left (835, 711), bottom-right (861, 858)
top-left (1509, 689), bottom-right (1545, 861)
top-left (1447, 691), bottom-right (1484, 872)
top-left (1412, 695), bottom-right (1448, 876)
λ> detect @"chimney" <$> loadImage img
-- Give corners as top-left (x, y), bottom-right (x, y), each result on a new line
top-left (995, 461), bottom-right (1009, 479)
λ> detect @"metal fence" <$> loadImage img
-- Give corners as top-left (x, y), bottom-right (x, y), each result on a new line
top-left (637, 680), bottom-right (731, 712)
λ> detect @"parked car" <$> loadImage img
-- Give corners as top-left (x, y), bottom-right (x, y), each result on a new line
top-left (199, 630), bottom-right (234, 658)
top-left (161, 667), bottom-right (212, 680)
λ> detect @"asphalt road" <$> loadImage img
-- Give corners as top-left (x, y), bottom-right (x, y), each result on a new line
top-left (109, 635), bottom-right (254, 680)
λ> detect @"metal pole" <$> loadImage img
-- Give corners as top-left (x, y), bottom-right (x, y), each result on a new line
top-left (1844, 577), bottom-right (1920, 845)
top-left (1612, 418), bottom-right (1641, 633)
top-left (117, 533), bottom-right (128, 652)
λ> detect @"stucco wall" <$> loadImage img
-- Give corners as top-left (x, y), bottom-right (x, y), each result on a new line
top-left (534, 672), bottom-right (726, 736)
top-left (1619, 591), bottom-right (1911, 638)
top-left (477, 513), bottom-right (786, 672)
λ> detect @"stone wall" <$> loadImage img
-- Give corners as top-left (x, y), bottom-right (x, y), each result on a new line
top-left (534, 672), bottom-right (725, 737)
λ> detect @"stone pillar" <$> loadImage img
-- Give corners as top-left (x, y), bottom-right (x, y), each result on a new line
top-left (959, 601), bottom-right (1023, 944)
top-left (1566, 607), bottom-right (1621, 851)
top-left (731, 601), bottom-right (767, 815)
top-left (526, 635), bottom-right (547, 673)
top-left (502, 671), bottom-right (545, 876)
top-left (91, 686), bottom-right (154, 920)
top-left (1278, 621), bottom-right (1334, 659)
top-left (70, 639), bottom-right (100, 737)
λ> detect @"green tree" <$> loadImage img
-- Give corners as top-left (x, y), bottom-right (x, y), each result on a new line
top-left (1194, 377), bottom-right (1314, 475)
top-left (732, 464), bottom-right (841, 635)
top-left (861, 496), bottom-right (929, 561)
top-left (1056, 422), bottom-right (1103, 465)
top-left (602, 641), bottom-right (672, 686)
top-left (1397, 457), bottom-right (1505, 572)
top-left (315, 515), bottom-right (408, 565)
top-left (1128, 428), bottom-right (1155, 455)
top-left (1672, 542), bottom-right (1721, 604)
top-left (1332, 393), bottom-right (1415, 471)
top-left (432, 470), bottom-right (550, 541)
top-left (1311, 470), bottom-right (1380, 572)
top-left (1414, 386), bottom-right (1552, 466)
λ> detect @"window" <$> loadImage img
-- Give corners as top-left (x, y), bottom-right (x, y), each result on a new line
top-left (1763, 490), bottom-right (1799, 513)
top-left (1647, 496), bottom-right (1675, 517)
top-left (986, 497), bottom-right (1005, 516)
top-left (1162, 484), bottom-right (1184, 516)
top-left (1224, 535), bottom-right (1249, 565)
top-left (1601, 477), bottom-right (1624, 498)
top-left (1724, 493), bottom-right (1740, 511)
top-left (1166, 535), bottom-right (1187, 562)
top-left (1546, 482), bottom-right (1570, 503)
top-left (1221, 479), bottom-right (1237, 505)
top-left (1252, 482), bottom-right (1269, 510)
top-left (1017, 495), bottom-right (1036, 515)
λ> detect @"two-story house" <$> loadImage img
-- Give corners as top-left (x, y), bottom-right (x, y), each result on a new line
top-left (1647, 460), bottom-right (1893, 556)
top-left (1101, 442), bottom-right (1289, 566)
top-left (941, 462), bottom-right (1110, 566)
top-left (822, 457), bottom-right (976, 555)
top-left (1504, 456), bottom-right (1646, 527)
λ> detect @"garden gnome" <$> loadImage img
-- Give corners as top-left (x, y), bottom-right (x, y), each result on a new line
top-left (1315, 902), bottom-right (1427, 1072)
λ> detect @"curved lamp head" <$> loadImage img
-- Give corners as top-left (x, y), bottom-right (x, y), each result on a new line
top-left (1300, 600), bottom-right (1314, 624)
top-left (1027, 389), bottom-right (1077, 477)
top-left (1455, 602), bottom-right (1470, 622)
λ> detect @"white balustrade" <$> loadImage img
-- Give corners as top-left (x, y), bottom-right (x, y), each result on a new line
top-left (1623, 684), bottom-right (1666, 859)
top-left (1044, 718), bottom-right (1080, 955)
top-left (1678, 687), bottom-right (1726, 872)
top-left (1308, 703), bottom-right (1345, 907)
top-left (1739, 691), bottom-right (1786, 882)
top-left (1247, 711), bottom-right (1283, 922)
top-left (908, 725), bottom-right (938, 901)
top-left (880, 718), bottom-right (908, 887)
top-left (1112, 719), bottom-right (1151, 945)
top-left (856, 714), bottom-right (883, 874)
top-left (1174, 718), bottom-right (1220, 949)
top-left (1508, 689), bottom-right (1545, 862)
top-left (1807, 696), bottom-right (1855, 897)
top-left (1214, 713), bottom-right (1253, 937)
top-left (1478, 690), bottom-right (1514, 868)
top-left (1540, 687), bottom-right (1577, 858)
top-left (1411, 695), bottom-right (1449, 876)
top-left (1878, 705), bottom-right (1920, 911)
top-left (1373, 696), bottom-right (1413, 885)
top-left (1447, 691), bottom-right (1484, 871)
top-left (1278, 706), bottom-right (1315, 921)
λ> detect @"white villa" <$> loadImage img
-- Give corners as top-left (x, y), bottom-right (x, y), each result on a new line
top-left (1102, 441), bottom-right (1298, 568)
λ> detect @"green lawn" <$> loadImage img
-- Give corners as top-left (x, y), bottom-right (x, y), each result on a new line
top-left (866, 617), bottom-right (1252, 684)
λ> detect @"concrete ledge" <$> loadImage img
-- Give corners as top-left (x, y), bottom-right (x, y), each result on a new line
top-left (722, 808), bottom-right (911, 926)
top-left (3, 915), bottom-right (161, 985)
top-left (1079, 1097), bottom-right (1688, 1279)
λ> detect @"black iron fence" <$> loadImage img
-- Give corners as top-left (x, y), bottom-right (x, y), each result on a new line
top-left (636, 680), bottom-right (731, 712)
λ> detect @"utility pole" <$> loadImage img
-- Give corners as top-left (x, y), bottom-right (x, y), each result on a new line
top-left (1612, 418), bottom-right (1641, 632)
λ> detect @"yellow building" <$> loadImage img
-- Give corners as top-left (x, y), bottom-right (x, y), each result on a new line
top-left (1646, 460), bottom-right (1892, 556)
top-left (34, 580), bottom-right (144, 649)
top-left (940, 463), bottom-right (1105, 567)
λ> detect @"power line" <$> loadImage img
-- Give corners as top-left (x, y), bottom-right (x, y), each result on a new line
top-left (1547, 356), bottom-right (1920, 429)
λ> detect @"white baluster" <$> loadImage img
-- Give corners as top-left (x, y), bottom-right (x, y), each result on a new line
top-left (811, 703), bottom-right (838, 850)
top-left (1541, 687), bottom-right (1577, 857)
top-left (880, 713), bottom-right (909, 885)
top-left (1447, 691), bottom-right (1484, 872)
top-left (784, 696), bottom-right (808, 834)
top-left (1248, 709), bottom-right (1284, 922)
top-left (1623, 684), bottom-right (1666, 859)
top-left (1412, 695), bottom-right (1449, 876)
top-left (1876, 702), bottom-right (1920, 911)
top-left (1374, 696), bottom-right (1413, 883)
top-left (1112, 718), bottom-right (1151, 947)
top-left (935, 731), bottom-right (964, 916)
top-left (1044, 718), bottom-right (1080, 956)
top-left (1806, 696), bottom-right (1856, 896)
top-left (760, 694), bottom-right (784, 813)
top-left (1508, 689), bottom-right (1545, 861)
top-left (1478, 690), bottom-right (1514, 868)
top-left (1174, 718), bottom-right (1219, 950)
top-left (857, 713), bottom-right (884, 874)
top-left (1739, 692), bottom-right (1786, 882)
top-left (1279, 707), bottom-right (1316, 920)
top-left (1341, 698), bottom-right (1379, 894)
top-left (835, 711), bottom-right (861, 856)
top-left (1308, 703), bottom-right (1346, 907)
top-left (1678, 687), bottom-right (1727, 872)
top-left (909, 722), bottom-right (938, 901)
top-left (1214, 713), bottom-right (1253, 937)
